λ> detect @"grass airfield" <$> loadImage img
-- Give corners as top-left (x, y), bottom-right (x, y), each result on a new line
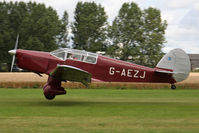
top-left (0, 88), bottom-right (199, 133)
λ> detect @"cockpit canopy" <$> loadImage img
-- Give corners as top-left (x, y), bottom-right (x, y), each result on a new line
top-left (50, 48), bottom-right (98, 64)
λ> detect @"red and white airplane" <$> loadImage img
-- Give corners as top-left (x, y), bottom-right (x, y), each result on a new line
top-left (8, 38), bottom-right (191, 100)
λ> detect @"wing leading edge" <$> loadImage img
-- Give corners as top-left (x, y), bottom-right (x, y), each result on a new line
top-left (50, 65), bottom-right (91, 87)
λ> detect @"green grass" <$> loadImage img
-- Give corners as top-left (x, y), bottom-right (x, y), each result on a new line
top-left (0, 88), bottom-right (199, 133)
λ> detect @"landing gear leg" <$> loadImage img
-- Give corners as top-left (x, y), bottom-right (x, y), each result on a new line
top-left (171, 84), bottom-right (176, 90)
top-left (43, 76), bottom-right (66, 100)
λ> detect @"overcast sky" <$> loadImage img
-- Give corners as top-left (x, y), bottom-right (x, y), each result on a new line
top-left (2, 0), bottom-right (199, 53)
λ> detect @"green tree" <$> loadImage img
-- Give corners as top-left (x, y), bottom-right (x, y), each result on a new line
top-left (72, 1), bottom-right (108, 52)
top-left (0, 1), bottom-right (68, 65)
top-left (107, 2), bottom-right (143, 60)
top-left (57, 11), bottom-right (69, 48)
top-left (19, 2), bottom-right (63, 51)
top-left (141, 7), bottom-right (167, 67)
top-left (108, 2), bottom-right (167, 67)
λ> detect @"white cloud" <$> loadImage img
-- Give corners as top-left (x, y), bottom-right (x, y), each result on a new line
top-left (165, 24), bottom-right (199, 53)
top-left (180, 8), bottom-right (199, 29)
top-left (163, 39), bottom-right (199, 54)
top-left (166, 0), bottom-right (197, 9)
top-left (159, 0), bottom-right (199, 54)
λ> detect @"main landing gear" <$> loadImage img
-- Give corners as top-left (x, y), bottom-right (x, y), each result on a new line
top-left (171, 84), bottom-right (176, 90)
top-left (43, 76), bottom-right (66, 100)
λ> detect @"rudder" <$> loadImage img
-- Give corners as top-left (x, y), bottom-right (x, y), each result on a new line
top-left (156, 48), bottom-right (191, 82)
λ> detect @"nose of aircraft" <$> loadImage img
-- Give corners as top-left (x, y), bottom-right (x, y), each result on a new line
top-left (8, 49), bottom-right (16, 55)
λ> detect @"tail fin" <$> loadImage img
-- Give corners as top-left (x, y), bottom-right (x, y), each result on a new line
top-left (155, 48), bottom-right (191, 82)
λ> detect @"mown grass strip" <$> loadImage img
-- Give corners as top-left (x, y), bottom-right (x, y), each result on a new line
top-left (0, 89), bottom-right (199, 133)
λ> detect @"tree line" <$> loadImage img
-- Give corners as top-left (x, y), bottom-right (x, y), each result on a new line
top-left (0, 1), bottom-right (167, 71)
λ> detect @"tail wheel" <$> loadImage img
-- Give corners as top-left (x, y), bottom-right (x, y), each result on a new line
top-left (171, 84), bottom-right (176, 90)
top-left (44, 95), bottom-right (55, 100)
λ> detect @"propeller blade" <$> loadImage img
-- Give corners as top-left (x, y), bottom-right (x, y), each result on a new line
top-left (14, 34), bottom-right (19, 50)
top-left (10, 55), bottom-right (15, 72)
top-left (10, 34), bottom-right (19, 72)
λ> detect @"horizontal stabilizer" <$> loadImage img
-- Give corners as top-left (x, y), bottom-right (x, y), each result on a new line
top-left (155, 69), bottom-right (184, 74)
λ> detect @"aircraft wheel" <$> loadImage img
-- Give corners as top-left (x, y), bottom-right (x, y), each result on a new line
top-left (45, 95), bottom-right (55, 100)
top-left (171, 84), bottom-right (176, 90)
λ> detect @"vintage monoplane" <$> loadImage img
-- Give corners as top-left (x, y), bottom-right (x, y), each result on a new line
top-left (8, 36), bottom-right (191, 100)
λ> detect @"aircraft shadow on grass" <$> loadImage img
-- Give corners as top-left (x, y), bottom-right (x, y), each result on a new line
top-left (12, 100), bottom-right (190, 107)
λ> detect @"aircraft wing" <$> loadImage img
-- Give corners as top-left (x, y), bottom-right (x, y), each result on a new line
top-left (50, 65), bottom-right (91, 87)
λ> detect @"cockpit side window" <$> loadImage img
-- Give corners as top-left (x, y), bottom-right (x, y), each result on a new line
top-left (51, 51), bottom-right (65, 60)
top-left (84, 56), bottom-right (96, 64)
top-left (67, 53), bottom-right (73, 59)
top-left (67, 53), bottom-right (97, 64)
top-left (67, 53), bottom-right (82, 61)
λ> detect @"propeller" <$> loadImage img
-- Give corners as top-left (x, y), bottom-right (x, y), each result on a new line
top-left (9, 34), bottom-right (19, 72)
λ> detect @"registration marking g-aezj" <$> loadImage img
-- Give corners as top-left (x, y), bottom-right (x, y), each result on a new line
top-left (109, 67), bottom-right (146, 79)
